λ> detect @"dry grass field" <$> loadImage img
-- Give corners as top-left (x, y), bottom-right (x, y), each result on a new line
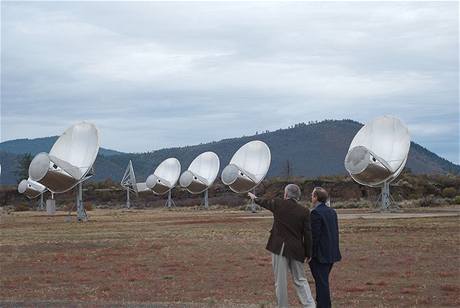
top-left (1, 207), bottom-right (459, 307)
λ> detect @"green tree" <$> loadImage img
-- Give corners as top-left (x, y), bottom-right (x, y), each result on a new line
top-left (15, 153), bottom-right (33, 183)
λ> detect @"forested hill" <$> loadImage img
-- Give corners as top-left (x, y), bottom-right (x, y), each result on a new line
top-left (1, 120), bottom-right (458, 184)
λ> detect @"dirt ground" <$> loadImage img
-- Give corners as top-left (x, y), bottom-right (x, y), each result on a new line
top-left (1, 207), bottom-right (459, 307)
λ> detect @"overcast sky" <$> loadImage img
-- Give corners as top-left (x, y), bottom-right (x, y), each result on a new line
top-left (1, 1), bottom-right (458, 163)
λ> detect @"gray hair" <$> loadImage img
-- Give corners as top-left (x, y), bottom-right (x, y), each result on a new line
top-left (285, 184), bottom-right (301, 200)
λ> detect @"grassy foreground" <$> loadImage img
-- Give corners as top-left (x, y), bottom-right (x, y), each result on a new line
top-left (1, 207), bottom-right (459, 307)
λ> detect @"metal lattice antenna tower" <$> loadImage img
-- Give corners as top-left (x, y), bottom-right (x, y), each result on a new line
top-left (120, 160), bottom-right (138, 209)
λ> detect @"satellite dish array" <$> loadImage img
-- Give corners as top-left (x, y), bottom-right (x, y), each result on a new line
top-left (17, 115), bottom-right (410, 215)
top-left (121, 141), bottom-right (270, 209)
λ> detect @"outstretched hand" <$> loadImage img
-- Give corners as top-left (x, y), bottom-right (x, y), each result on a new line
top-left (248, 192), bottom-right (256, 200)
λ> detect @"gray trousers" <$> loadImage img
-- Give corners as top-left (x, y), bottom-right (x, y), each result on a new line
top-left (271, 243), bottom-right (316, 308)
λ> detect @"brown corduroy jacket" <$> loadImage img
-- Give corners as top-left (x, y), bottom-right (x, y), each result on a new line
top-left (255, 197), bottom-right (312, 263)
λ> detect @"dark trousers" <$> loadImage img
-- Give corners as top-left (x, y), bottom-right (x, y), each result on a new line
top-left (309, 258), bottom-right (333, 308)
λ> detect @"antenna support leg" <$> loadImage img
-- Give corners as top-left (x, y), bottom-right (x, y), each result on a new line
top-left (38, 194), bottom-right (45, 210)
top-left (76, 182), bottom-right (87, 221)
top-left (165, 190), bottom-right (176, 209)
top-left (377, 181), bottom-right (399, 212)
top-left (246, 188), bottom-right (259, 213)
top-left (204, 189), bottom-right (209, 209)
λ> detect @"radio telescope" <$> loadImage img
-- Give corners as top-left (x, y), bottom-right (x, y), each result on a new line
top-left (146, 158), bottom-right (181, 208)
top-left (221, 140), bottom-right (271, 212)
top-left (28, 122), bottom-right (100, 220)
top-left (344, 115), bottom-right (410, 211)
top-left (179, 151), bottom-right (220, 209)
top-left (18, 179), bottom-right (47, 209)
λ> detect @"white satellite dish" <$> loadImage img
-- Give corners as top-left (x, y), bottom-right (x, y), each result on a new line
top-left (221, 140), bottom-right (271, 193)
top-left (120, 160), bottom-right (138, 209)
top-left (146, 158), bottom-right (181, 208)
top-left (179, 151), bottom-right (220, 208)
top-left (28, 122), bottom-right (100, 193)
top-left (28, 122), bottom-right (100, 221)
top-left (344, 115), bottom-right (410, 210)
top-left (18, 179), bottom-right (47, 210)
top-left (18, 179), bottom-right (46, 199)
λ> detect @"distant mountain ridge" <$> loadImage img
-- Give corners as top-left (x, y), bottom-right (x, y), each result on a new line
top-left (0, 119), bottom-right (458, 185)
top-left (0, 136), bottom-right (122, 156)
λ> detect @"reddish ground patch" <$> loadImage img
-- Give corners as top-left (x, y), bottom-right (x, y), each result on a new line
top-left (0, 208), bottom-right (459, 307)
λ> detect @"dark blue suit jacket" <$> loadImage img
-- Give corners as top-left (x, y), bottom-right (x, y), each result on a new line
top-left (311, 203), bottom-right (342, 264)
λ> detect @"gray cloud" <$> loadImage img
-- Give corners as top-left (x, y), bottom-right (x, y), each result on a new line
top-left (1, 1), bottom-right (458, 163)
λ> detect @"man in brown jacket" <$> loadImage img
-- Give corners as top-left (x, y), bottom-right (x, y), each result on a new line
top-left (248, 184), bottom-right (315, 308)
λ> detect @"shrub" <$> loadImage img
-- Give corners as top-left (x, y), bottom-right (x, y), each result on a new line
top-left (419, 195), bottom-right (434, 207)
top-left (454, 196), bottom-right (460, 205)
top-left (419, 196), bottom-right (447, 207)
top-left (442, 187), bottom-right (457, 198)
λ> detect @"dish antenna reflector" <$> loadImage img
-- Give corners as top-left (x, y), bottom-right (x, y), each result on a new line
top-left (18, 179), bottom-right (47, 210)
top-left (28, 122), bottom-right (100, 221)
top-left (179, 151), bottom-right (220, 209)
top-left (222, 140), bottom-right (271, 193)
top-left (344, 115), bottom-right (410, 210)
top-left (18, 179), bottom-right (46, 199)
top-left (120, 160), bottom-right (138, 209)
top-left (146, 158), bottom-right (181, 208)
top-left (221, 140), bottom-right (271, 212)
top-left (28, 122), bottom-right (100, 193)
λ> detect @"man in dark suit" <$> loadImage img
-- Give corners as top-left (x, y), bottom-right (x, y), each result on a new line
top-left (309, 187), bottom-right (341, 308)
top-left (248, 184), bottom-right (315, 308)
